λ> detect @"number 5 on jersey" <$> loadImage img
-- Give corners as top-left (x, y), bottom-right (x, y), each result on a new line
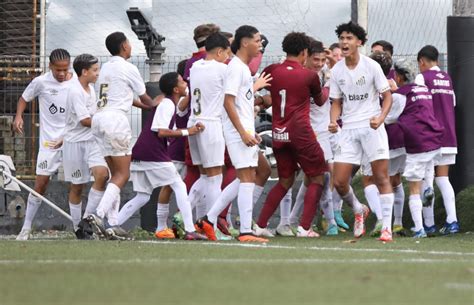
top-left (97, 84), bottom-right (109, 109)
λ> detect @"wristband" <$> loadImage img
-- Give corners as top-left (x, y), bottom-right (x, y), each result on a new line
top-left (181, 129), bottom-right (189, 136)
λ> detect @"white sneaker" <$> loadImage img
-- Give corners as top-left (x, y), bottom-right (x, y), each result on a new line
top-left (276, 224), bottom-right (295, 237)
top-left (16, 228), bottom-right (31, 241)
top-left (296, 226), bottom-right (320, 238)
top-left (253, 224), bottom-right (275, 237)
top-left (354, 205), bottom-right (370, 238)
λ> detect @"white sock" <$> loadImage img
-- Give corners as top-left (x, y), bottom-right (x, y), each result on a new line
top-left (189, 174), bottom-right (207, 208)
top-left (393, 183), bottom-right (405, 226)
top-left (320, 182), bottom-right (335, 225)
top-left (422, 167), bottom-right (435, 227)
top-left (253, 185), bottom-right (264, 205)
top-left (106, 194), bottom-right (120, 226)
top-left (207, 179), bottom-right (240, 224)
top-left (22, 194), bottom-right (42, 230)
top-left (84, 188), bottom-right (104, 218)
top-left (409, 194), bottom-right (423, 231)
top-left (364, 184), bottom-right (382, 220)
top-left (69, 202), bottom-right (82, 231)
top-left (205, 174), bottom-right (223, 214)
top-left (290, 183), bottom-right (306, 225)
top-left (435, 176), bottom-right (457, 223)
top-left (96, 183), bottom-right (120, 219)
top-left (237, 182), bottom-right (255, 234)
top-left (117, 192), bottom-right (150, 226)
top-left (332, 188), bottom-right (343, 211)
top-left (156, 203), bottom-right (170, 231)
top-left (380, 193), bottom-right (394, 231)
top-left (170, 180), bottom-right (195, 232)
top-left (341, 186), bottom-right (363, 214)
top-left (278, 189), bottom-right (292, 227)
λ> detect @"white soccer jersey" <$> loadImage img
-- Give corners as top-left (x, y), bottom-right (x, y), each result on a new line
top-left (96, 56), bottom-right (146, 113)
top-left (64, 79), bottom-right (97, 142)
top-left (222, 56), bottom-right (255, 144)
top-left (22, 72), bottom-right (74, 151)
top-left (189, 59), bottom-right (227, 120)
top-left (329, 54), bottom-right (390, 129)
top-left (151, 98), bottom-right (175, 131)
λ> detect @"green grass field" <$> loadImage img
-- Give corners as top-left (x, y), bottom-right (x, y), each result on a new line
top-left (1, 233), bottom-right (473, 305)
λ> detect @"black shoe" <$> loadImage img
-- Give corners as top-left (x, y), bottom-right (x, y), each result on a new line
top-left (76, 219), bottom-right (95, 240)
top-left (105, 226), bottom-right (133, 241)
top-left (86, 214), bottom-right (107, 237)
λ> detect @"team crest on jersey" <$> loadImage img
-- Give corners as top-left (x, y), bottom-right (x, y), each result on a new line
top-left (72, 169), bottom-right (82, 178)
top-left (436, 73), bottom-right (445, 79)
top-left (355, 76), bottom-right (366, 86)
top-left (286, 66), bottom-right (294, 70)
top-left (246, 89), bottom-right (253, 100)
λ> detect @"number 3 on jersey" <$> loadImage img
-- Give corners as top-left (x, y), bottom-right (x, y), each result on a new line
top-left (279, 89), bottom-right (286, 118)
top-left (193, 88), bottom-right (201, 116)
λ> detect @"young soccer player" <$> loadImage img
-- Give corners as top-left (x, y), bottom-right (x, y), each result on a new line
top-left (63, 54), bottom-right (109, 238)
top-left (415, 45), bottom-right (459, 234)
top-left (254, 32), bottom-right (327, 238)
top-left (13, 49), bottom-right (73, 240)
top-left (85, 32), bottom-right (156, 236)
top-left (328, 21), bottom-right (394, 242)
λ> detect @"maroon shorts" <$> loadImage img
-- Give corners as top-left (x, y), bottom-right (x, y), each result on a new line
top-left (273, 124), bottom-right (327, 178)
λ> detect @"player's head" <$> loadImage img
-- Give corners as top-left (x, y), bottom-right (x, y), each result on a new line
top-left (335, 21), bottom-right (367, 57)
top-left (369, 51), bottom-right (392, 77)
top-left (177, 59), bottom-right (187, 77)
top-left (159, 72), bottom-right (187, 98)
top-left (329, 42), bottom-right (342, 62)
top-left (306, 38), bottom-right (325, 72)
top-left (73, 54), bottom-right (99, 83)
top-left (221, 31), bottom-right (234, 58)
top-left (231, 25), bottom-right (261, 57)
top-left (205, 32), bottom-right (231, 63)
top-left (371, 40), bottom-right (394, 56)
top-left (282, 32), bottom-right (311, 64)
top-left (417, 45), bottom-right (439, 72)
top-left (49, 48), bottom-right (70, 82)
top-left (193, 23), bottom-right (220, 49)
top-left (394, 58), bottom-right (417, 85)
top-left (105, 32), bottom-right (131, 59)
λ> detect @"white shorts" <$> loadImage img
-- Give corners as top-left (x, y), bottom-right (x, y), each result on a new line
top-left (389, 154), bottom-right (406, 176)
top-left (334, 126), bottom-right (389, 165)
top-left (131, 161), bottom-right (182, 194)
top-left (316, 131), bottom-right (334, 162)
top-left (189, 118), bottom-right (225, 168)
top-left (172, 161), bottom-right (187, 179)
top-left (92, 110), bottom-right (132, 157)
top-left (227, 141), bottom-right (259, 169)
top-left (434, 153), bottom-right (456, 166)
top-left (403, 149), bottom-right (441, 182)
top-left (63, 140), bottom-right (108, 184)
top-left (36, 149), bottom-right (62, 176)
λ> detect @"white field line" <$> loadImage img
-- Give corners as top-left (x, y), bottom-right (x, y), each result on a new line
top-left (138, 240), bottom-right (474, 257)
top-left (444, 282), bottom-right (474, 290)
top-left (0, 257), bottom-right (472, 265)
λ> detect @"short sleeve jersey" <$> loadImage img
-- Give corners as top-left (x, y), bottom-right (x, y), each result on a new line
top-left (64, 79), bottom-right (97, 142)
top-left (22, 71), bottom-right (74, 151)
top-left (329, 54), bottom-right (390, 129)
top-left (189, 59), bottom-right (227, 120)
top-left (96, 56), bottom-right (146, 113)
top-left (222, 56), bottom-right (255, 144)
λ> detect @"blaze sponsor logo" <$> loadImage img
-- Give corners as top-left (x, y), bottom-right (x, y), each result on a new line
top-left (48, 103), bottom-right (65, 114)
top-left (273, 127), bottom-right (290, 142)
top-left (348, 93), bottom-right (369, 101)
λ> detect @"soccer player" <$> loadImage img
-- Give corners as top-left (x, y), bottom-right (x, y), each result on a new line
top-left (63, 54), bottom-right (109, 238)
top-left (391, 58), bottom-right (444, 237)
top-left (255, 32), bottom-right (327, 238)
top-left (13, 49), bottom-right (73, 241)
top-left (415, 45), bottom-right (459, 234)
top-left (371, 40), bottom-right (397, 90)
top-left (85, 32), bottom-right (157, 236)
top-left (196, 25), bottom-right (270, 243)
top-left (329, 43), bottom-right (343, 62)
top-left (328, 21), bottom-right (394, 242)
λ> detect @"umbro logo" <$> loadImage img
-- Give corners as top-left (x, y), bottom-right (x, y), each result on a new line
top-left (49, 89), bottom-right (58, 95)
top-left (38, 160), bottom-right (48, 170)
top-left (355, 76), bottom-right (366, 86)
top-left (72, 169), bottom-right (82, 178)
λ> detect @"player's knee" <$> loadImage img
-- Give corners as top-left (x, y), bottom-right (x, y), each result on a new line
top-left (373, 172), bottom-right (390, 189)
top-left (69, 184), bottom-right (83, 197)
top-left (279, 177), bottom-right (294, 190)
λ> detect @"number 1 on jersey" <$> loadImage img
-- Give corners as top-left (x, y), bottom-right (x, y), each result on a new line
top-left (279, 89), bottom-right (286, 118)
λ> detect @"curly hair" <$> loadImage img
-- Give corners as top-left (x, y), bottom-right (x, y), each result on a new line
top-left (282, 32), bottom-right (311, 56)
top-left (335, 21), bottom-right (367, 45)
top-left (369, 51), bottom-right (392, 76)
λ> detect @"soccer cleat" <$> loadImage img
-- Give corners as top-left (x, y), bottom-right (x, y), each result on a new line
top-left (155, 228), bottom-right (176, 239)
top-left (171, 212), bottom-right (186, 239)
top-left (195, 216), bottom-right (217, 241)
top-left (379, 228), bottom-right (393, 242)
top-left (237, 233), bottom-right (269, 243)
top-left (296, 226), bottom-right (320, 238)
top-left (412, 228), bottom-right (427, 238)
top-left (439, 221), bottom-right (460, 235)
top-left (334, 210), bottom-right (350, 230)
top-left (326, 223), bottom-right (339, 236)
top-left (184, 231), bottom-right (208, 240)
top-left (217, 216), bottom-right (231, 236)
top-left (353, 205), bottom-right (370, 238)
top-left (423, 224), bottom-right (437, 235)
top-left (421, 186), bottom-right (434, 207)
top-left (253, 224), bottom-right (275, 238)
top-left (275, 224), bottom-right (295, 237)
top-left (15, 228), bottom-right (31, 241)
top-left (228, 227), bottom-right (240, 238)
top-left (86, 214), bottom-right (107, 237)
top-left (105, 226), bottom-right (133, 241)
top-left (216, 228), bottom-right (233, 241)
top-left (392, 224), bottom-right (407, 236)
top-left (370, 220), bottom-right (383, 237)
top-left (320, 217), bottom-right (328, 232)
